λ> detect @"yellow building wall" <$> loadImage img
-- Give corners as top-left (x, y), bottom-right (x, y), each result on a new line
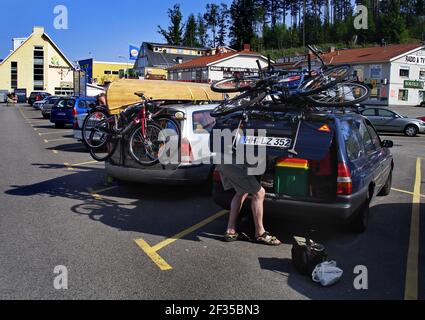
top-left (92, 62), bottom-right (134, 85)
top-left (0, 27), bottom-right (74, 96)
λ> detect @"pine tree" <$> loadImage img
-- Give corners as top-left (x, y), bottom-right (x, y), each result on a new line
top-left (217, 4), bottom-right (230, 47)
top-left (158, 4), bottom-right (184, 45)
top-left (196, 14), bottom-right (209, 48)
top-left (204, 3), bottom-right (220, 47)
top-left (183, 14), bottom-right (199, 47)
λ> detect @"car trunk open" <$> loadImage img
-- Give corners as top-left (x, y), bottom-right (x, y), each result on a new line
top-left (219, 112), bottom-right (339, 202)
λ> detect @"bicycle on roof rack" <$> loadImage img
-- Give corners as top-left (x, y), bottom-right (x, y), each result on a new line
top-left (210, 44), bottom-right (370, 118)
top-left (81, 92), bottom-right (180, 165)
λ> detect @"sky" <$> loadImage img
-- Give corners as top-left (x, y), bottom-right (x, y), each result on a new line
top-left (0, 0), bottom-right (232, 63)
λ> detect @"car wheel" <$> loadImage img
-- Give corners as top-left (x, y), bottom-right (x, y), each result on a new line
top-left (55, 123), bottom-right (65, 129)
top-left (404, 125), bottom-right (418, 137)
top-left (349, 194), bottom-right (370, 234)
top-left (378, 170), bottom-right (392, 197)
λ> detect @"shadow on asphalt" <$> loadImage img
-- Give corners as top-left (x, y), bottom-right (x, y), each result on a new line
top-left (45, 143), bottom-right (87, 153)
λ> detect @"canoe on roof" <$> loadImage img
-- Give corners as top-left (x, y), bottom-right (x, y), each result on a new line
top-left (106, 79), bottom-right (228, 114)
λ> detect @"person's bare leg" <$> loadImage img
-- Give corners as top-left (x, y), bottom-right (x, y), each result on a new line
top-left (251, 187), bottom-right (266, 238)
top-left (226, 192), bottom-right (248, 234)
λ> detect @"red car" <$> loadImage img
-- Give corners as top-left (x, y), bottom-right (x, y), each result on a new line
top-left (418, 116), bottom-right (425, 122)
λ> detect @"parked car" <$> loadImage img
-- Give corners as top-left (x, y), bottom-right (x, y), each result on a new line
top-left (50, 97), bottom-right (96, 129)
top-left (33, 98), bottom-right (48, 110)
top-left (418, 116), bottom-right (425, 122)
top-left (360, 107), bottom-right (425, 137)
top-left (28, 92), bottom-right (51, 106)
top-left (212, 111), bottom-right (394, 233)
top-left (41, 96), bottom-right (62, 119)
top-left (104, 104), bottom-right (217, 185)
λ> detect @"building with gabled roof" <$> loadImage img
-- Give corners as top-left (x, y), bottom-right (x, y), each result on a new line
top-left (0, 26), bottom-right (75, 98)
top-left (167, 45), bottom-right (270, 83)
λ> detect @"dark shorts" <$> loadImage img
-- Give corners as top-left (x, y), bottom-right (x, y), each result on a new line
top-left (217, 164), bottom-right (262, 195)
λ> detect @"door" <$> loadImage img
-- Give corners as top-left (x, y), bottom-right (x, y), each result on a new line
top-left (361, 109), bottom-right (381, 130)
top-left (376, 108), bottom-right (403, 132)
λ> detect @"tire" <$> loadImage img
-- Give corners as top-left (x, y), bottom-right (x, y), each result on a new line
top-left (128, 122), bottom-right (164, 166)
top-left (55, 123), bottom-right (65, 129)
top-left (82, 108), bottom-right (111, 149)
top-left (298, 65), bottom-right (353, 96)
top-left (349, 194), bottom-right (370, 234)
top-left (211, 77), bottom-right (260, 93)
top-left (404, 125), bottom-right (418, 137)
top-left (306, 82), bottom-right (370, 107)
top-left (210, 90), bottom-right (267, 118)
top-left (378, 170), bottom-right (392, 197)
top-left (88, 138), bottom-right (118, 162)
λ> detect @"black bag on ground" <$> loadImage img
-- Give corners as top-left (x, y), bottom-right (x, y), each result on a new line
top-left (291, 237), bottom-right (328, 276)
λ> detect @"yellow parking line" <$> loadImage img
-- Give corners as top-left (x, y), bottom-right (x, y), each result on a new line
top-left (52, 150), bottom-right (59, 154)
top-left (134, 239), bottom-right (173, 271)
top-left (151, 210), bottom-right (228, 252)
top-left (69, 160), bottom-right (100, 167)
top-left (64, 163), bottom-right (74, 171)
top-left (392, 188), bottom-right (425, 199)
top-left (90, 186), bottom-right (117, 194)
top-left (135, 210), bottom-right (229, 271)
top-left (87, 188), bottom-right (103, 200)
top-left (404, 158), bottom-right (421, 300)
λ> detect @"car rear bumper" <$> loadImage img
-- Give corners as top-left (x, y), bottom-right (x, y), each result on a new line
top-left (105, 162), bottom-right (213, 185)
top-left (213, 182), bottom-right (368, 223)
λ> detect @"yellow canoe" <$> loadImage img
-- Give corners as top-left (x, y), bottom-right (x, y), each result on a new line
top-left (106, 79), bottom-right (229, 114)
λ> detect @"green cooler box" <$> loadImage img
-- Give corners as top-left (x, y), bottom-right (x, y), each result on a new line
top-left (274, 158), bottom-right (309, 197)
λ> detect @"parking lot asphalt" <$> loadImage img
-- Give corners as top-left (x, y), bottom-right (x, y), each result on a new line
top-left (0, 104), bottom-right (423, 300)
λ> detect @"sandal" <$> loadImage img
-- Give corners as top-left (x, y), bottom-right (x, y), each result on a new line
top-left (224, 232), bottom-right (252, 243)
top-left (255, 232), bottom-right (282, 246)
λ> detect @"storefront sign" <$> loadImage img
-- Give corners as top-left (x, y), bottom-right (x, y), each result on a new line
top-left (404, 80), bottom-right (424, 89)
top-left (210, 66), bottom-right (257, 72)
top-left (404, 55), bottom-right (425, 65)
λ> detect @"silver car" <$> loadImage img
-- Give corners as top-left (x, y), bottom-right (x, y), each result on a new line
top-left (360, 107), bottom-right (425, 137)
top-left (76, 104), bottom-right (217, 185)
top-left (40, 96), bottom-right (62, 119)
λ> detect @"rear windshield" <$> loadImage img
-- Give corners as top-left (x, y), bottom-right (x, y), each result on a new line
top-left (193, 110), bottom-right (216, 134)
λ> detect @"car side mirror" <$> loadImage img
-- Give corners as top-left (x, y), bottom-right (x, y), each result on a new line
top-left (381, 140), bottom-right (393, 148)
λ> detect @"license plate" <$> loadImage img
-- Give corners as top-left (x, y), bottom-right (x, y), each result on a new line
top-left (242, 136), bottom-right (292, 149)
top-left (57, 113), bottom-right (66, 116)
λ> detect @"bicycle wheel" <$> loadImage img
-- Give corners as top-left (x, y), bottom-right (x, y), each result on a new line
top-left (128, 122), bottom-right (164, 166)
top-left (210, 90), bottom-right (267, 118)
top-left (82, 108), bottom-right (112, 149)
top-left (306, 82), bottom-right (370, 107)
top-left (88, 137), bottom-right (119, 162)
top-left (298, 65), bottom-right (353, 96)
top-left (211, 77), bottom-right (260, 93)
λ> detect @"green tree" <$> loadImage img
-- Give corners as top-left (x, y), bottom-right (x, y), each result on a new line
top-left (158, 4), bottom-right (184, 45)
top-left (204, 3), bottom-right (220, 47)
top-left (217, 3), bottom-right (230, 46)
top-left (183, 14), bottom-right (199, 47)
top-left (197, 14), bottom-right (209, 47)
top-left (230, 0), bottom-right (256, 50)
top-left (379, 0), bottom-right (409, 43)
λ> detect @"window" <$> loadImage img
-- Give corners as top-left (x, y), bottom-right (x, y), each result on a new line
top-left (54, 88), bottom-right (74, 96)
top-left (420, 91), bottom-right (425, 102)
top-left (400, 67), bottom-right (410, 78)
top-left (66, 100), bottom-right (76, 108)
top-left (398, 89), bottom-right (409, 101)
top-left (34, 46), bottom-right (44, 90)
top-left (367, 125), bottom-right (382, 150)
top-left (362, 109), bottom-right (376, 116)
top-left (358, 121), bottom-right (375, 154)
top-left (177, 72), bottom-right (182, 81)
top-left (11, 62), bottom-right (17, 89)
top-left (111, 71), bottom-right (119, 75)
top-left (370, 65), bottom-right (382, 79)
top-left (104, 70), bottom-right (112, 75)
top-left (193, 111), bottom-right (216, 134)
top-left (169, 73), bottom-right (174, 81)
top-left (191, 71), bottom-right (196, 80)
top-left (420, 69), bottom-right (425, 80)
top-left (78, 100), bottom-right (87, 108)
top-left (377, 109), bottom-right (395, 118)
top-left (56, 100), bottom-right (66, 108)
top-left (342, 121), bottom-right (363, 161)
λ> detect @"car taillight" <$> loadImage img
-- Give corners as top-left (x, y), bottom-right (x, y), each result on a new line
top-left (181, 138), bottom-right (193, 164)
top-left (213, 169), bottom-right (222, 183)
top-left (36, 95), bottom-right (41, 101)
top-left (337, 162), bottom-right (353, 195)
